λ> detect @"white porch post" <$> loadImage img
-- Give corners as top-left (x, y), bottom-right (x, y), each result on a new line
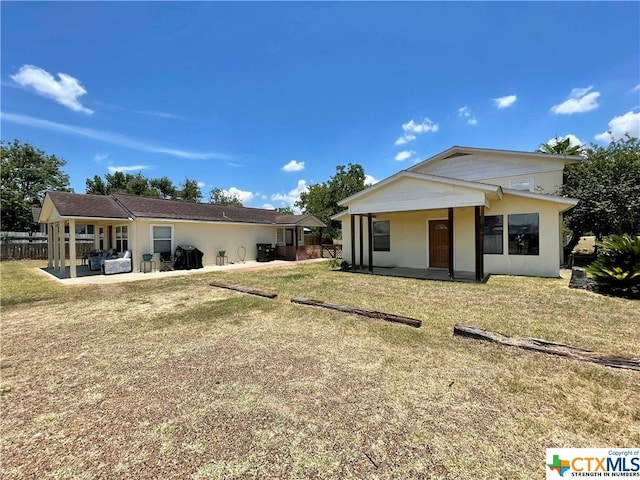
top-left (47, 223), bottom-right (54, 268)
top-left (94, 224), bottom-right (100, 250)
top-left (59, 220), bottom-right (66, 272)
top-left (53, 223), bottom-right (60, 270)
top-left (69, 218), bottom-right (77, 279)
top-left (129, 220), bottom-right (139, 272)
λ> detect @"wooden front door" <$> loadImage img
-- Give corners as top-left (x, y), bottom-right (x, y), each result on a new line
top-left (285, 229), bottom-right (294, 246)
top-left (429, 220), bottom-right (450, 268)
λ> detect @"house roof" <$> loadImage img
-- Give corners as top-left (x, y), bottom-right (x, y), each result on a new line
top-left (39, 191), bottom-right (326, 227)
top-left (407, 145), bottom-right (583, 173)
top-left (502, 188), bottom-right (579, 212)
top-left (43, 191), bottom-right (130, 220)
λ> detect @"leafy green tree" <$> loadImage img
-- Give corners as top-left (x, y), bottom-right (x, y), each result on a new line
top-left (1, 140), bottom-right (71, 231)
top-left (296, 163), bottom-right (367, 240)
top-left (126, 172), bottom-right (153, 196)
top-left (150, 177), bottom-right (178, 199)
top-left (275, 206), bottom-right (295, 215)
top-left (537, 136), bottom-right (584, 156)
top-left (560, 136), bottom-right (640, 257)
top-left (179, 178), bottom-right (202, 202)
top-left (209, 187), bottom-right (243, 206)
top-left (85, 175), bottom-right (109, 195)
top-left (86, 172), bottom-right (181, 200)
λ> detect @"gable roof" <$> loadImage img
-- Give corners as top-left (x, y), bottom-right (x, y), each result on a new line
top-left (407, 145), bottom-right (583, 173)
top-left (42, 191), bottom-right (130, 220)
top-left (39, 191), bottom-right (325, 227)
top-left (338, 170), bottom-right (503, 207)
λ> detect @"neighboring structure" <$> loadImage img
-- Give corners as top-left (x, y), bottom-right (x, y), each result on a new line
top-left (333, 146), bottom-right (580, 279)
top-left (38, 192), bottom-right (325, 278)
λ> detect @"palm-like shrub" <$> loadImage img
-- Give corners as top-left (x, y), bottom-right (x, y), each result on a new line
top-left (586, 234), bottom-right (640, 298)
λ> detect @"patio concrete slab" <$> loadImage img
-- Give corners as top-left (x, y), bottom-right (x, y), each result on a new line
top-left (37, 258), bottom-right (329, 285)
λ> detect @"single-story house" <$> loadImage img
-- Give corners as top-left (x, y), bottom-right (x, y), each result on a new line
top-left (38, 191), bottom-right (325, 278)
top-left (333, 146), bottom-right (580, 279)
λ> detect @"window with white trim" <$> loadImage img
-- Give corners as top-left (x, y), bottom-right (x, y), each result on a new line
top-left (152, 225), bottom-right (173, 254)
top-left (276, 228), bottom-right (285, 246)
top-left (115, 225), bottom-right (128, 253)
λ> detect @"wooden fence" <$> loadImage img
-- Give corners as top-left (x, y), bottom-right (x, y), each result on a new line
top-left (0, 243), bottom-right (94, 261)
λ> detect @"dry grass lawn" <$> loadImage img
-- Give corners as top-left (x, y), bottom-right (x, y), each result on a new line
top-left (1, 260), bottom-right (639, 479)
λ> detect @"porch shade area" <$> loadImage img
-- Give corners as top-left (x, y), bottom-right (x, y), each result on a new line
top-left (346, 206), bottom-right (485, 282)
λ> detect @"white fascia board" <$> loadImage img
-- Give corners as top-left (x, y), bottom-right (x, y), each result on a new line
top-left (331, 210), bottom-right (349, 221)
top-left (502, 188), bottom-right (578, 205)
top-left (137, 217), bottom-right (278, 227)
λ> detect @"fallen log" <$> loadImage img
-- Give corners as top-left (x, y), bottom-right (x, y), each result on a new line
top-left (453, 324), bottom-right (640, 372)
top-left (291, 297), bottom-right (422, 328)
top-left (210, 281), bottom-right (277, 299)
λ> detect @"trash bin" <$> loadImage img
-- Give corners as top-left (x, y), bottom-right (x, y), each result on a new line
top-left (257, 243), bottom-right (269, 262)
top-left (265, 245), bottom-right (276, 261)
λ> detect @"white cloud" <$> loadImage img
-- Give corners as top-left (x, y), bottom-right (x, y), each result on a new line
top-left (394, 150), bottom-right (414, 162)
top-left (493, 94), bottom-right (517, 109)
top-left (634, 83), bottom-right (640, 92)
top-left (402, 118), bottom-right (439, 134)
top-left (107, 165), bottom-right (150, 173)
top-left (551, 86), bottom-right (600, 115)
top-left (262, 203), bottom-right (275, 210)
top-left (546, 134), bottom-right (583, 148)
top-left (10, 65), bottom-right (93, 114)
top-left (1, 112), bottom-right (228, 160)
top-left (271, 179), bottom-right (308, 213)
top-left (458, 106), bottom-right (478, 125)
top-left (94, 153), bottom-right (109, 163)
top-left (282, 160), bottom-right (305, 172)
top-left (394, 134), bottom-right (416, 145)
top-left (364, 174), bottom-right (379, 185)
top-left (594, 111), bottom-right (640, 142)
top-left (197, 181), bottom-right (206, 188)
top-left (223, 187), bottom-right (254, 204)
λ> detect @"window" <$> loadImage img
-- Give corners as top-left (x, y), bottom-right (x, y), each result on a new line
top-left (483, 215), bottom-right (503, 254)
top-left (75, 224), bottom-right (94, 235)
top-left (152, 225), bottom-right (172, 254)
top-left (373, 220), bottom-right (390, 252)
top-left (509, 178), bottom-right (534, 192)
top-left (276, 228), bottom-right (285, 246)
top-left (115, 225), bottom-right (128, 253)
top-left (508, 213), bottom-right (539, 255)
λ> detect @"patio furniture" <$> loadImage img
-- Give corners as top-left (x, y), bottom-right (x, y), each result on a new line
top-left (140, 255), bottom-right (156, 273)
top-left (159, 252), bottom-right (174, 271)
top-left (103, 250), bottom-right (133, 275)
top-left (89, 249), bottom-right (117, 271)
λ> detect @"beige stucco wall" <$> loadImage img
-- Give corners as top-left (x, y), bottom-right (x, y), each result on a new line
top-left (132, 220), bottom-right (277, 268)
top-left (341, 193), bottom-right (564, 277)
top-left (484, 194), bottom-right (562, 277)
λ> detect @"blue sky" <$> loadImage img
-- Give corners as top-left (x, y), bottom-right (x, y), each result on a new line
top-left (2, 2), bottom-right (639, 211)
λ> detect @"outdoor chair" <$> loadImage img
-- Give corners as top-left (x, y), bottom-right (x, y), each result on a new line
top-left (102, 250), bottom-right (133, 275)
top-left (159, 252), bottom-right (174, 271)
top-left (89, 249), bottom-right (117, 271)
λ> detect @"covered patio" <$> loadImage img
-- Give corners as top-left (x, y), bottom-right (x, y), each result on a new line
top-left (349, 266), bottom-right (488, 282)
